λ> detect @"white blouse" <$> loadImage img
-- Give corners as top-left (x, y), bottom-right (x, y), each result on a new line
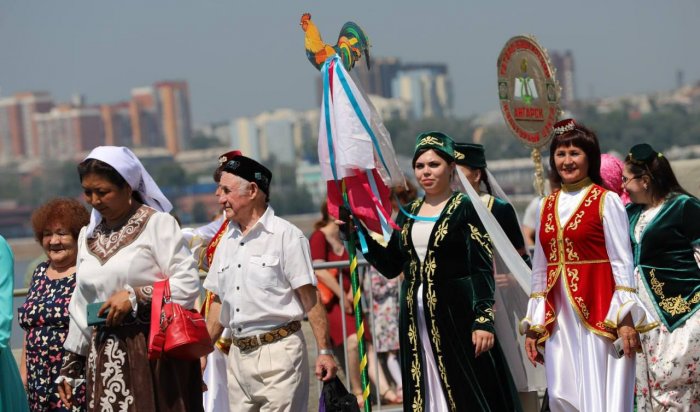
top-left (64, 208), bottom-right (201, 356)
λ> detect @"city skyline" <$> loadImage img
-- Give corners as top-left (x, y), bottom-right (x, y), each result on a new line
top-left (1, 1), bottom-right (699, 126)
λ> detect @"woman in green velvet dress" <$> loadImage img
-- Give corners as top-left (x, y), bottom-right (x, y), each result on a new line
top-left (623, 143), bottom-right (700, 410)
top-left (354, 132), bottom-right (522, 411)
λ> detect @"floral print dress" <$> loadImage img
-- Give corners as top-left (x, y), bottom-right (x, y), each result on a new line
top-left (633, 203), bottom-right (700, 411)
top-left (18, 261), bottom-right (85, 411)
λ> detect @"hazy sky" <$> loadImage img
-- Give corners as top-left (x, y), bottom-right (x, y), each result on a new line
top-left (1, 1), bottom-right (698, 125)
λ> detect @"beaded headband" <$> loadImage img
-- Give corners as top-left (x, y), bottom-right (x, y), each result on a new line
top-left (553, 118), bottom-right (577, 136)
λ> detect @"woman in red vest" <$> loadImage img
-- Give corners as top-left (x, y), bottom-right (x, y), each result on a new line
top-left (520, 119), bottom-right (657, 412)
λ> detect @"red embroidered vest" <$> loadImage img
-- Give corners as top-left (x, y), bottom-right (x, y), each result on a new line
top-left (538, 184), bottom-right (617, 341)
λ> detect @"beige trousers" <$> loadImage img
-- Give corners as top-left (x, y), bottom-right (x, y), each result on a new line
top-left (227, 330), bottom-right (309, 412)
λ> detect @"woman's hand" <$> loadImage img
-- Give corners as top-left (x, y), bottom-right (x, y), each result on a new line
top-left (617, 313), bottom-right (639, 358)
top-left (472, 330), bottom-right (494, 357)
top-left (524, 331), bottom-right (544, 366)
top-left (101, 290), bottom-right (133, 327)
top-left (57, 380), bottom-right (73, 409)
top-left (344, 288), bottom-right (354, 315)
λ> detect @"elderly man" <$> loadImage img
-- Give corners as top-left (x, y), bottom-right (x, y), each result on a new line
top-left (203, 154), bottom-right (337, 411)
top-left (183, 150), bottom-right (242, 412)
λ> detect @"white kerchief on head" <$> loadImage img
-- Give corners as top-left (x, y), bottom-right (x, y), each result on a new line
top-left (83, 146), bottom-right (173, 236)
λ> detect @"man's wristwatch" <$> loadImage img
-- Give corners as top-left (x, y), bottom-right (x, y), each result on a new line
top-left (318, 349), bottom-right (334, 356)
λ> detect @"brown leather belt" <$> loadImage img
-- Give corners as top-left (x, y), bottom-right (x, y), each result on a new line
top-left (231, 321), bottom-right (301, 352)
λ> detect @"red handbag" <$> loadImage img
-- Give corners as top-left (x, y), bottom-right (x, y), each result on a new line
top-left (148, 279), bottom-right (213, 360)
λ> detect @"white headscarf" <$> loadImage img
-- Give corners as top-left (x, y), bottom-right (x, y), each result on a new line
top-left (83, 146), bottom-right (173, 236)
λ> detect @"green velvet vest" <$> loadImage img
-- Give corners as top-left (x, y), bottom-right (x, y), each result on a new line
top-left (627, 194), bottom-right (700, 331)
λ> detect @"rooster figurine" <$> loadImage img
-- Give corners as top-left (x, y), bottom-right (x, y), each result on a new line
top-left (301, 13), bottom-right (370, 72)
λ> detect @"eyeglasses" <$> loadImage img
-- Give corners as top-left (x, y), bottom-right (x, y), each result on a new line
top-left (621, 175), bottom-right (641, 186)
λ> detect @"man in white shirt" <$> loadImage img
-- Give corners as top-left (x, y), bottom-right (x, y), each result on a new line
top-left (203, 154), bottom-right (337, 412)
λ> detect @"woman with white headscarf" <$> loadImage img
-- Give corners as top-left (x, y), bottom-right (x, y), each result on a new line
top-left (57, 146), bottom-right (202, 412)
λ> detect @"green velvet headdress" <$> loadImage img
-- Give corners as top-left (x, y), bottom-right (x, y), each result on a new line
top-left (454, 143), bottom-right (487, 168)
top-left (627, 143), bottom-right (663, 166)
top-left (413, 131), bottom-right (455, 164)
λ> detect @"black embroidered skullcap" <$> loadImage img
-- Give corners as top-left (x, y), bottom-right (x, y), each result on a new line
top-left (217, 150), bottom-right (243, 166)
top-left (221, 155), bottom-right (272, 195)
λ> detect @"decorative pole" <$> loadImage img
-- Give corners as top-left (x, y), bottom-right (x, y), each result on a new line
top-left (341, 181), bottom-right (371, 412)
top-left (531, 148), bottom-right (545, 197)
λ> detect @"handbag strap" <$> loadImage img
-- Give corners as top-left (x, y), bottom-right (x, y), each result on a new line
top-left (148, 279), bottom-right (168, 359)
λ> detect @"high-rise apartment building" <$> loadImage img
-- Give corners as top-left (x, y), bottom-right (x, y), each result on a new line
top-left (550, 50), bottom-right (576, 107)
top-left (155, 81), bottom-right (192, 154)
top-left (101, 102), bottom-right (132, 146)
top-left (350, 56), bottom-right (402, 98)
top-left (392, 63), bottom-right (453, 118)
top-left (313, 57), bottom-right (453, 119)
top-left (129, 87), bottom-right (162, 149)
top-left (34, 104), bottom-right (104, 161)
top-left (230, 117), bottom-right (262, 161)
top-left (0, 92), bottom-right (53, 161)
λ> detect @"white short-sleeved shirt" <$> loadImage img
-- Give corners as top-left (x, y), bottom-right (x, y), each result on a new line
top-left (203, 206), bottom-right (316, 338)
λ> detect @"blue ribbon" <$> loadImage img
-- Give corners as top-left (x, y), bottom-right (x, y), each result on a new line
top-left (397, 201), bottom-right (439, 222)
top-left (333, 59), bottom-right (394, 181)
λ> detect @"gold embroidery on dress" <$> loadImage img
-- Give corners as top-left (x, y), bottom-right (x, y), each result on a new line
top-left (546, 268), bottom-right (558, 289)
top-left (424, 252), bottom-right (437, 280)
top-left (408, 324), bottom-right (417, 346)
top-left (584, 186), bottom-right (602, 207)
top-left (433, 219), bottom-right (449, 247)
top-left (649, 269), bottom-right (665, 297)
top-left (410, 354), bottom-right (421, 386)
top-left (567, 211), bottom-right (585, 231)
top-left (691, 292), bottom-right (700, 304)
top-left (544, 213), bottom-right (555, 233)
top-left (596, 321), bottom-right (614, 331)
top-left (430, 319), bottom-right (442, 348)
top-left (412, 395), bottom-right (423, 412)
top-left (468, 224), bottom-right (493, 257)
top-left (546, 195), bottom-right (554, 210)
top-left (659, 296), bottom-right (692, 316)
top-left (574, 297), bottom-right (590, 319)
top-left (564, 238), bottom-right (580, 261)
top-left (426, 286), bottom-right (437, 313)
top-left (475, 308), bottom-right (495, 324)
top-left (548, 238), bottom-right (557, 262)
top-left (445, 194), bottom-right (462, 215)
top-left (567, 268), bottom-right (580, 292)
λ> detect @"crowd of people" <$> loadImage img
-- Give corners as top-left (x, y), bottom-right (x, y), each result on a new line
top-left (0, 117), bottom-right (697, 412)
